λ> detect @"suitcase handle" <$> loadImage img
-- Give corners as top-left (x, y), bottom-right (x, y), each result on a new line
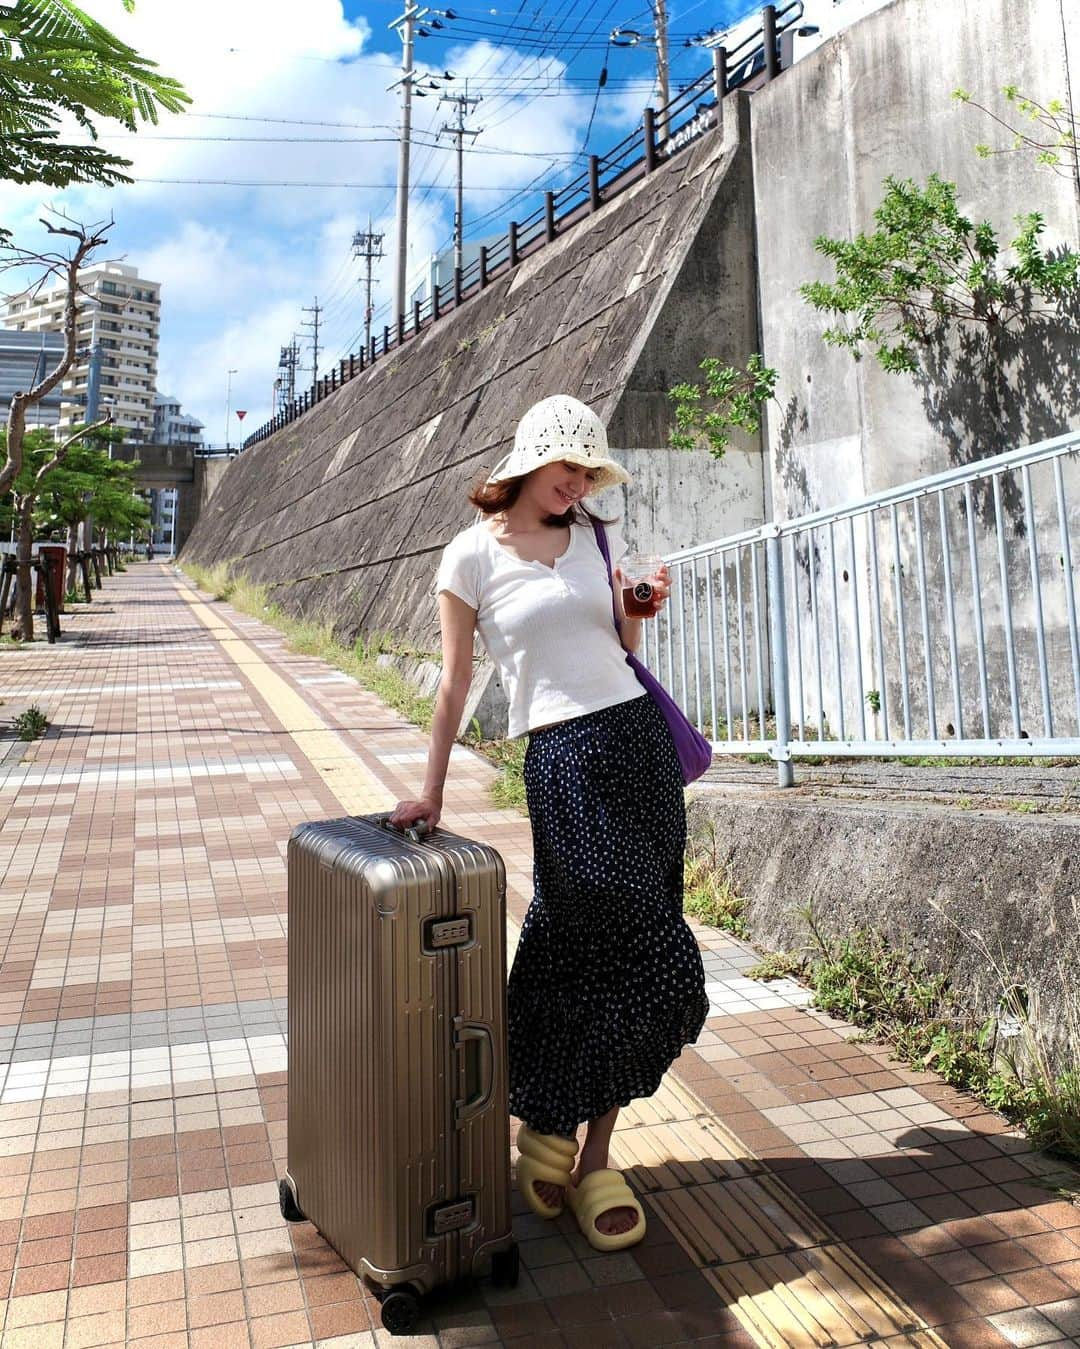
top-left (377, 812), bottom-right (432, 844)
top-left (455, 1021), bottom-right (494, 1125)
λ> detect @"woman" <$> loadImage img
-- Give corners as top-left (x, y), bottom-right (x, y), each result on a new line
top-left (391, 394), bottom-right (708, 1252)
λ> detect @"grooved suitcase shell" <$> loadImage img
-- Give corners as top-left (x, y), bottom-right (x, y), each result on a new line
top-left (285, 815), bottom-right (512, 1293)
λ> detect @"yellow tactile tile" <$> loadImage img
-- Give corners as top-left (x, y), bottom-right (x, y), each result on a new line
top-left (179, 589), bottom-right (393, 816)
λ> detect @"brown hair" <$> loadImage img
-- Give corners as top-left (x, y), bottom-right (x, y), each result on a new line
top-left (469, 471), bottom-right (615, 528)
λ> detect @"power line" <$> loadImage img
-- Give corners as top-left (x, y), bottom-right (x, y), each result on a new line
top-left (133, 176), bottom-right (539, 188)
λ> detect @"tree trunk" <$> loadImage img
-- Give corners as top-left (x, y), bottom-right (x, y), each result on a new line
top-left (65, 521), bottom-right (79, 594)
top-left (14, 498), bottom-right (35, 642)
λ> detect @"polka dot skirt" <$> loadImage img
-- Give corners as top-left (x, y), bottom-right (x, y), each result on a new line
top-left (507, 693), bottom-right (708, 1138)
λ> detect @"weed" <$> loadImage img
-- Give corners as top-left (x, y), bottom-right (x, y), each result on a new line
top-left (12, 704), bottom-right (48, 740)
top-left (865, 689), bottom-right (882, 715)
top-left (63, 588), bottom-right (87, 605)
top-left (748, 951), bottom-right (804, 981)
top-left (683, 823), bottom-right (748, 936)
top-left (801, 903), bottom-right (1080, 1163)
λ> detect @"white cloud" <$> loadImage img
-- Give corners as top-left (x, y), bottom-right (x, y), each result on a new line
top-left (0, 0), bottom-right (654, 441)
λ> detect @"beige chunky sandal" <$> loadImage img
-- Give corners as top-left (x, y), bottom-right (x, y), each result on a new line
top-left (515, 1126), bottom-right (579, 1219)
top-left (566, 1169), bottom-right (646, 1252)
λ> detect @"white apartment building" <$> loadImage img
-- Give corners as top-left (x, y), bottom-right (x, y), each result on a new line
top-left (2, 261), bottom-right (160, 442)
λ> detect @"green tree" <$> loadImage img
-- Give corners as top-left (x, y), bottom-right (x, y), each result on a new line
top-left (0, 0), bottom-right (189, 191)
top-left (800, 174), bottom-right (1080, 373)
top-left (668, 355), bottom-right (778, 458)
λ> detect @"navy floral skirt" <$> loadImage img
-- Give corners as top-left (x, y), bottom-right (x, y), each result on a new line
top-left (507, 693), bottom-right (708, 1137)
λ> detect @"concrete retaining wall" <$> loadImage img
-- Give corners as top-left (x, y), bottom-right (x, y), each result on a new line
top-left (687, 788), bottom-right (1080, 1070)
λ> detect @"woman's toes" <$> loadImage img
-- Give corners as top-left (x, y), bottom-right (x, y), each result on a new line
top-left (596, 1205), bottom-right (637, 1236)
top-left (534, 1180), bottom-right (563, 1208)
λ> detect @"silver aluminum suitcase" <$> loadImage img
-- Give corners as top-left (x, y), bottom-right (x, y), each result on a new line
top-left (279, 813), bottom-right (518, 1334)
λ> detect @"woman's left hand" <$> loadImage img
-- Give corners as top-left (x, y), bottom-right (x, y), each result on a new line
top-left (648, 565), bottom-right (671, 616)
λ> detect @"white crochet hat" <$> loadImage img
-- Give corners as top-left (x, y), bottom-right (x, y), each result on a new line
top-left (487, 394), bottom-right (632, 494)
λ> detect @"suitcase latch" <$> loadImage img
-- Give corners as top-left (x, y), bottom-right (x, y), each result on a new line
top-left (426, 916), bottom-right (472, 949)
top-left (430, 1199), bottom-right (474, 1234)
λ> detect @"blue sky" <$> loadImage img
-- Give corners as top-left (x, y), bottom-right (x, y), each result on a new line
top-left (1, 0), bottom-right (745, 443)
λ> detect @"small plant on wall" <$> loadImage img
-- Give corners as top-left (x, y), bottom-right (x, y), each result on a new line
top-left (799, 173), bottom-right (1080, 373)
top-left (667, 355), bottom-right (777, 457)
top-left (953, 85), bottom-right (1078, 186)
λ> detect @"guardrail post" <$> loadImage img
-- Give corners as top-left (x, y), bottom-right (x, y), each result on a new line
top-left (349, 355), bottom-right (354, 378)
top-left (643, 108), bottom-right (657, 172)
top-left (369, 335), bottom-right (376, 364)
top-left (763, 5), bottom-right (779, 82)
top-left (432, 286), bottom-right (440, 320)
top-left (479, 245), bottom-right (488, 287)
top-left (454, 265), bottom-right (462, 305)
top-left (713, 47), bottom-right (728, 105)
top-left (588, 155), bottom-right (601, 210)
top-left (414, 299), bottom-right (422, 333)
top-left (397, 313), bottom-right (405, 346)
top-left (544, 191), bottom-right (556, 241)
top-left (765, 528), bottom-right (794, 787)
top-left (383, 324), bottom-right (390, 354)
top-left (508, 220), bottom-right (519, 266)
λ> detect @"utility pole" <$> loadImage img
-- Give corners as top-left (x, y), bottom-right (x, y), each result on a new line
top-left (352, 221), bottom-right (385, 356)
top-left (654, 0), bottom-right (670, 136)
top-left (278, 338), bottom-right (300, 406)
top-left (438, 90), bottom-right (482, 273)
top-left (388, 0), bottom-right (426, 326)
top-left (301, 299), bottom-right (322, 388)
top-left (224, 367), bottom-right (237, 449)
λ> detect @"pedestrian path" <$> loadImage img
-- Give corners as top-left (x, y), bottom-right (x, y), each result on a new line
top-left (0, 565), bottom-right (1077, 1348)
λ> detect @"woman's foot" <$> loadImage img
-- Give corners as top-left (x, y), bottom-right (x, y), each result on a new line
top-left (531, 1159), bottom-right (635, 1234)
top-left (571, 1155), bottom-right (638, 1237)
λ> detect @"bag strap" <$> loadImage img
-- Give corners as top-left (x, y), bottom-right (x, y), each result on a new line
top-left (591, 518), bottom-right (623, 637)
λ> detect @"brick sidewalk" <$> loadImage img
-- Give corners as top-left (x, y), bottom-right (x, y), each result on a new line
top-left (0, 564), bottom-right (1077, 1348)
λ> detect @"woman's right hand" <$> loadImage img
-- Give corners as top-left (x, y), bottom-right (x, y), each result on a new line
top-left (389, 797), bottom-right (442, 832)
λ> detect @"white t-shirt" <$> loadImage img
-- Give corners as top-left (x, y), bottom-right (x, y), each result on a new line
top-left (435, 518), bottom-right (646, 738)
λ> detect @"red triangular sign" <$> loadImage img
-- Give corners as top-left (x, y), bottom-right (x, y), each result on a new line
top-left (236, 410), bottom-right (247, 420)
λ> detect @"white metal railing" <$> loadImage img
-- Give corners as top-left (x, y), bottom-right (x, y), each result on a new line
top-left (643, 430), bottom-right (1080, 785)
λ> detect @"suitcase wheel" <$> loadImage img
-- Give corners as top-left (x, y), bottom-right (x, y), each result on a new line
top-left (380, 1287), bottom-right (421, 1335)
top-left (491, 1242), bottom-right (520, 1289)
top-left (278, 1177), bottom-right (306, 1224)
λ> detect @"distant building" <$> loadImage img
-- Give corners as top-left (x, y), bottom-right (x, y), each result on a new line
top-left (153, 392), bottom-right (204, 446)
top-left (2, 261), bottom-right (160, 443)
top-left (0, 330), bottom-right (66, 427)
top-left (410, 234), bottom-right (504, 308)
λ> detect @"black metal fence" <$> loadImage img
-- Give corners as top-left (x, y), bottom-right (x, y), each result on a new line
top-left (244, 2), bottom-right (803, 449)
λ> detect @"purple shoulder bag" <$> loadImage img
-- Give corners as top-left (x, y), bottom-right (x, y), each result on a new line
top-left (592, 520), bottom-right (713, 786)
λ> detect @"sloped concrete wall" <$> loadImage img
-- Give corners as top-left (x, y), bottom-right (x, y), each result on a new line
top-left (183, 96), bottom-right (766, 732)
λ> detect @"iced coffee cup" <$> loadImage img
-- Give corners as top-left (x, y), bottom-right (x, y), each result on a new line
top-left (620, 553), bottom-right (663, 618)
